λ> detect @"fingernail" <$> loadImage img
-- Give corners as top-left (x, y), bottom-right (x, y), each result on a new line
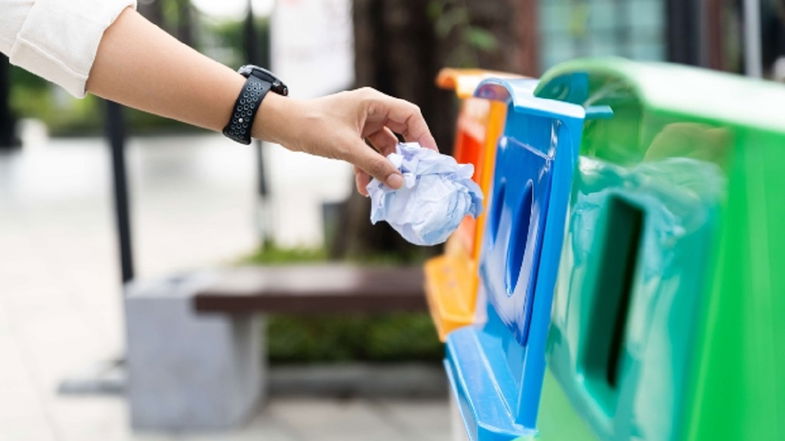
top-left (385, 173), bottom-right (403, 189)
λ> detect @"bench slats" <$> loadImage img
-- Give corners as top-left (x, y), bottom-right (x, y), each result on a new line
top-left (194, 264), bottom-right (427, 314)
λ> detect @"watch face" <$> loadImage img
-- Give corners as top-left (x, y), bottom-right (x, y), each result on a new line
top-left (238, 65), bottom-right (255, 77)
top-left (237, 65), bottom-right (289, 96)
top-left (249, 67), bottom-right (276, 82)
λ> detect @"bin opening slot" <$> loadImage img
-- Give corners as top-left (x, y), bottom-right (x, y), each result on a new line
top-left (505, 182), bottom-right (533, 294)
top-left (585, 197), bottom-right (644, 390)
top-left (490, 182), bottom-right (506, 242)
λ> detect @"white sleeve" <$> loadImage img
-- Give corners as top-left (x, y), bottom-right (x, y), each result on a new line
top-left (0, 1), bottom-right (34, 57)
top-left (1, 0), bottom-right (137, 98)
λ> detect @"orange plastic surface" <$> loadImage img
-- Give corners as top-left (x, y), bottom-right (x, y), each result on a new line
top-left (425, 69), bottom-right (518, 340)
top-left (424, 238), bottom-right (476, 341)
top-left (436, 68), bottom-right (522, 99)
top-left (453, 99), bottom-right (489, 183)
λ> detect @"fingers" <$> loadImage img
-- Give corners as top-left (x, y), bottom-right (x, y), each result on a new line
top-left (362, 89), bottom-right (439, 151)
top-left (366, 127), bottom-right (399, 156)
top-left (355, 167), bottom-right (371, 196)
top-left (330, 87), bottom-right (438, 196)
top-left (384, 98), bottom-right (438, 151)
top-left (357, 127), bottom-right (398, 196)
top-left (346, 139), bottom-right (403, 190)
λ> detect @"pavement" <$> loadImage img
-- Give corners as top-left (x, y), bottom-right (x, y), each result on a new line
top-left (0, 123), bottom-right (451, 441)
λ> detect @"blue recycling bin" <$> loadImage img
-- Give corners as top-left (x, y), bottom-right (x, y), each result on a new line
top-left (443, 78), bottom-right (587, 441)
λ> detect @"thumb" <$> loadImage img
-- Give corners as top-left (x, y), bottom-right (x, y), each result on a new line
top-left (349, 140), bottom-right (403, 189)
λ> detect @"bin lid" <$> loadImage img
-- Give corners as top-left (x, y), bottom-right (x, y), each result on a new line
top-left (536, 57), bottom-right (785, 134)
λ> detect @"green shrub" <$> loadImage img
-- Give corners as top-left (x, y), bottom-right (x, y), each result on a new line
top-left (240, 243), bottom-right (327, 265)
top-left (239, 243), bottom-right (443, 364)
top-left (267, 313), bottom-right (443, 364)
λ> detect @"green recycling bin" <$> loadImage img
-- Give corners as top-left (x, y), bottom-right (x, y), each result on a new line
top-left (527, 58), bottom-right (785, 441)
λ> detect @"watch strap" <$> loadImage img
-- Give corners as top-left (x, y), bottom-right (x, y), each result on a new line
top-left (222, 75), bottom-right (271, 145)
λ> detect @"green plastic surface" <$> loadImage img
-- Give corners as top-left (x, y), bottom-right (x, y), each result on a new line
top-left (531, 58), bottom-right (785, 441)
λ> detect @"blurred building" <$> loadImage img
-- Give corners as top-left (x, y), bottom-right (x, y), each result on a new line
top-left (539, 0), bottom-right (666, 69)
top-left (528, 0), bottom-right (741, 73)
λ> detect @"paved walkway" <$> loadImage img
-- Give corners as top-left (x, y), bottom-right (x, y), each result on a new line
top-left (0, 125), bottom-right (450, 441)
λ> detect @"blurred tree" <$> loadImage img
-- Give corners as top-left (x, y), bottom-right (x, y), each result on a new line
top-left (329, 0), bottom-right (521, 260)
top-left (428, 0), bottom-right (534, 72)
top-left (139, 0), bottom-right (196, 48)
top-left (210, 18), bottom-right (270, 67)
top-left (173, 0), bottom-right (196, 47)
top-left (138, 0), bottom-right (165, 26)
top-left (0, 55), bottom-right (19, 149)
top-left (7, 0), bottom-right (258, 137)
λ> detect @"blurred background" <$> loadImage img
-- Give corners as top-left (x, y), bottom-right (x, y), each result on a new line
top-left (0, 0), bottom-right (781, 440)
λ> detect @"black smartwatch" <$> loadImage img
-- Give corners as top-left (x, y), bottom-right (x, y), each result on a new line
top-left (223, 65), bottom-right (289, 145)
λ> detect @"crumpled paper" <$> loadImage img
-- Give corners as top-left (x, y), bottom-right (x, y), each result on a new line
top-left (367, 142), bottom-right (483, 246)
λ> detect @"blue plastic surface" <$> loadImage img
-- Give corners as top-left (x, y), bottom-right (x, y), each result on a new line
top-left (444, 78), bottom-right (586, 440)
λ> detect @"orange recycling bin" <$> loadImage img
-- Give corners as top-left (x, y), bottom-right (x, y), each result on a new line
top-left (424, 68), bottom-right (520, 341)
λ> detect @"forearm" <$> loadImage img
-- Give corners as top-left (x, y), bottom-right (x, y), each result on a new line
top-left (85, 7), bottom-right (436, 191)
top-left (87, 7), bottom-right (287, 139)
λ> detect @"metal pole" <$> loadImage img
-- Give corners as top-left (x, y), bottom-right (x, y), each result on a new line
top-left (744, 0), bottom-right (763, 77)
top-left (58, 100), bottom-right (133, 395)
top-left (0, 54), bottom-right (18, 150)
top-left (106, 100), bottom-right (134, 284)
top-left (665, 0), bottom-right (701, 66)
top-left (245, 0), bottom-right (271, 245)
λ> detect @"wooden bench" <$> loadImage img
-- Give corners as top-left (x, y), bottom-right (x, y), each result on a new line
top-left (125, 263), bottom-right (427, 431)
top-left (194, 264), bottom-right (427, 314)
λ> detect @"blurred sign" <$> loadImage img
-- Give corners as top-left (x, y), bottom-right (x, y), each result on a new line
top-left (271, 0), bottom-right (355, 98)
top-left (267, 0), bottom-right (355, 248)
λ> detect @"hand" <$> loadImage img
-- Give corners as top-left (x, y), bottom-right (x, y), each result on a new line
top-left (254, 87), bottom-right (438, 196)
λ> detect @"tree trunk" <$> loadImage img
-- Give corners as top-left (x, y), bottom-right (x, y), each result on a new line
top-left (330, 0), bottom-right (520, 260)
top-left (451, 0), bottom-right (535, 73)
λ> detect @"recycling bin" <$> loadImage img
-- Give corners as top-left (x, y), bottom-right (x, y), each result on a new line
top-left (425, 68), bottom-right (519, 340)
top-left (530, 58), bottom-right (785, 441)
top-left (444, 77), bottom-right (589, 441)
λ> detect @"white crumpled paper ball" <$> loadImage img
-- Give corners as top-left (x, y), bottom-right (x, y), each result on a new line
top-left (366, 142), bottom-right (483, 246)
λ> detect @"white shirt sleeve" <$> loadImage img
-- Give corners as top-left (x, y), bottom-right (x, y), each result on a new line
top-left (0, 0), bottom-right (137, 98)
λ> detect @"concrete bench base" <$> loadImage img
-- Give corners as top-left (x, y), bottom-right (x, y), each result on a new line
top-left (124, 264), bottom-right (426, 431)
top-left (125, 273), bottom-right (265, 431)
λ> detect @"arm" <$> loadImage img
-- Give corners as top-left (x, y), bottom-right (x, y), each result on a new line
top-left (87, 8), bottom-right (437, 193)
